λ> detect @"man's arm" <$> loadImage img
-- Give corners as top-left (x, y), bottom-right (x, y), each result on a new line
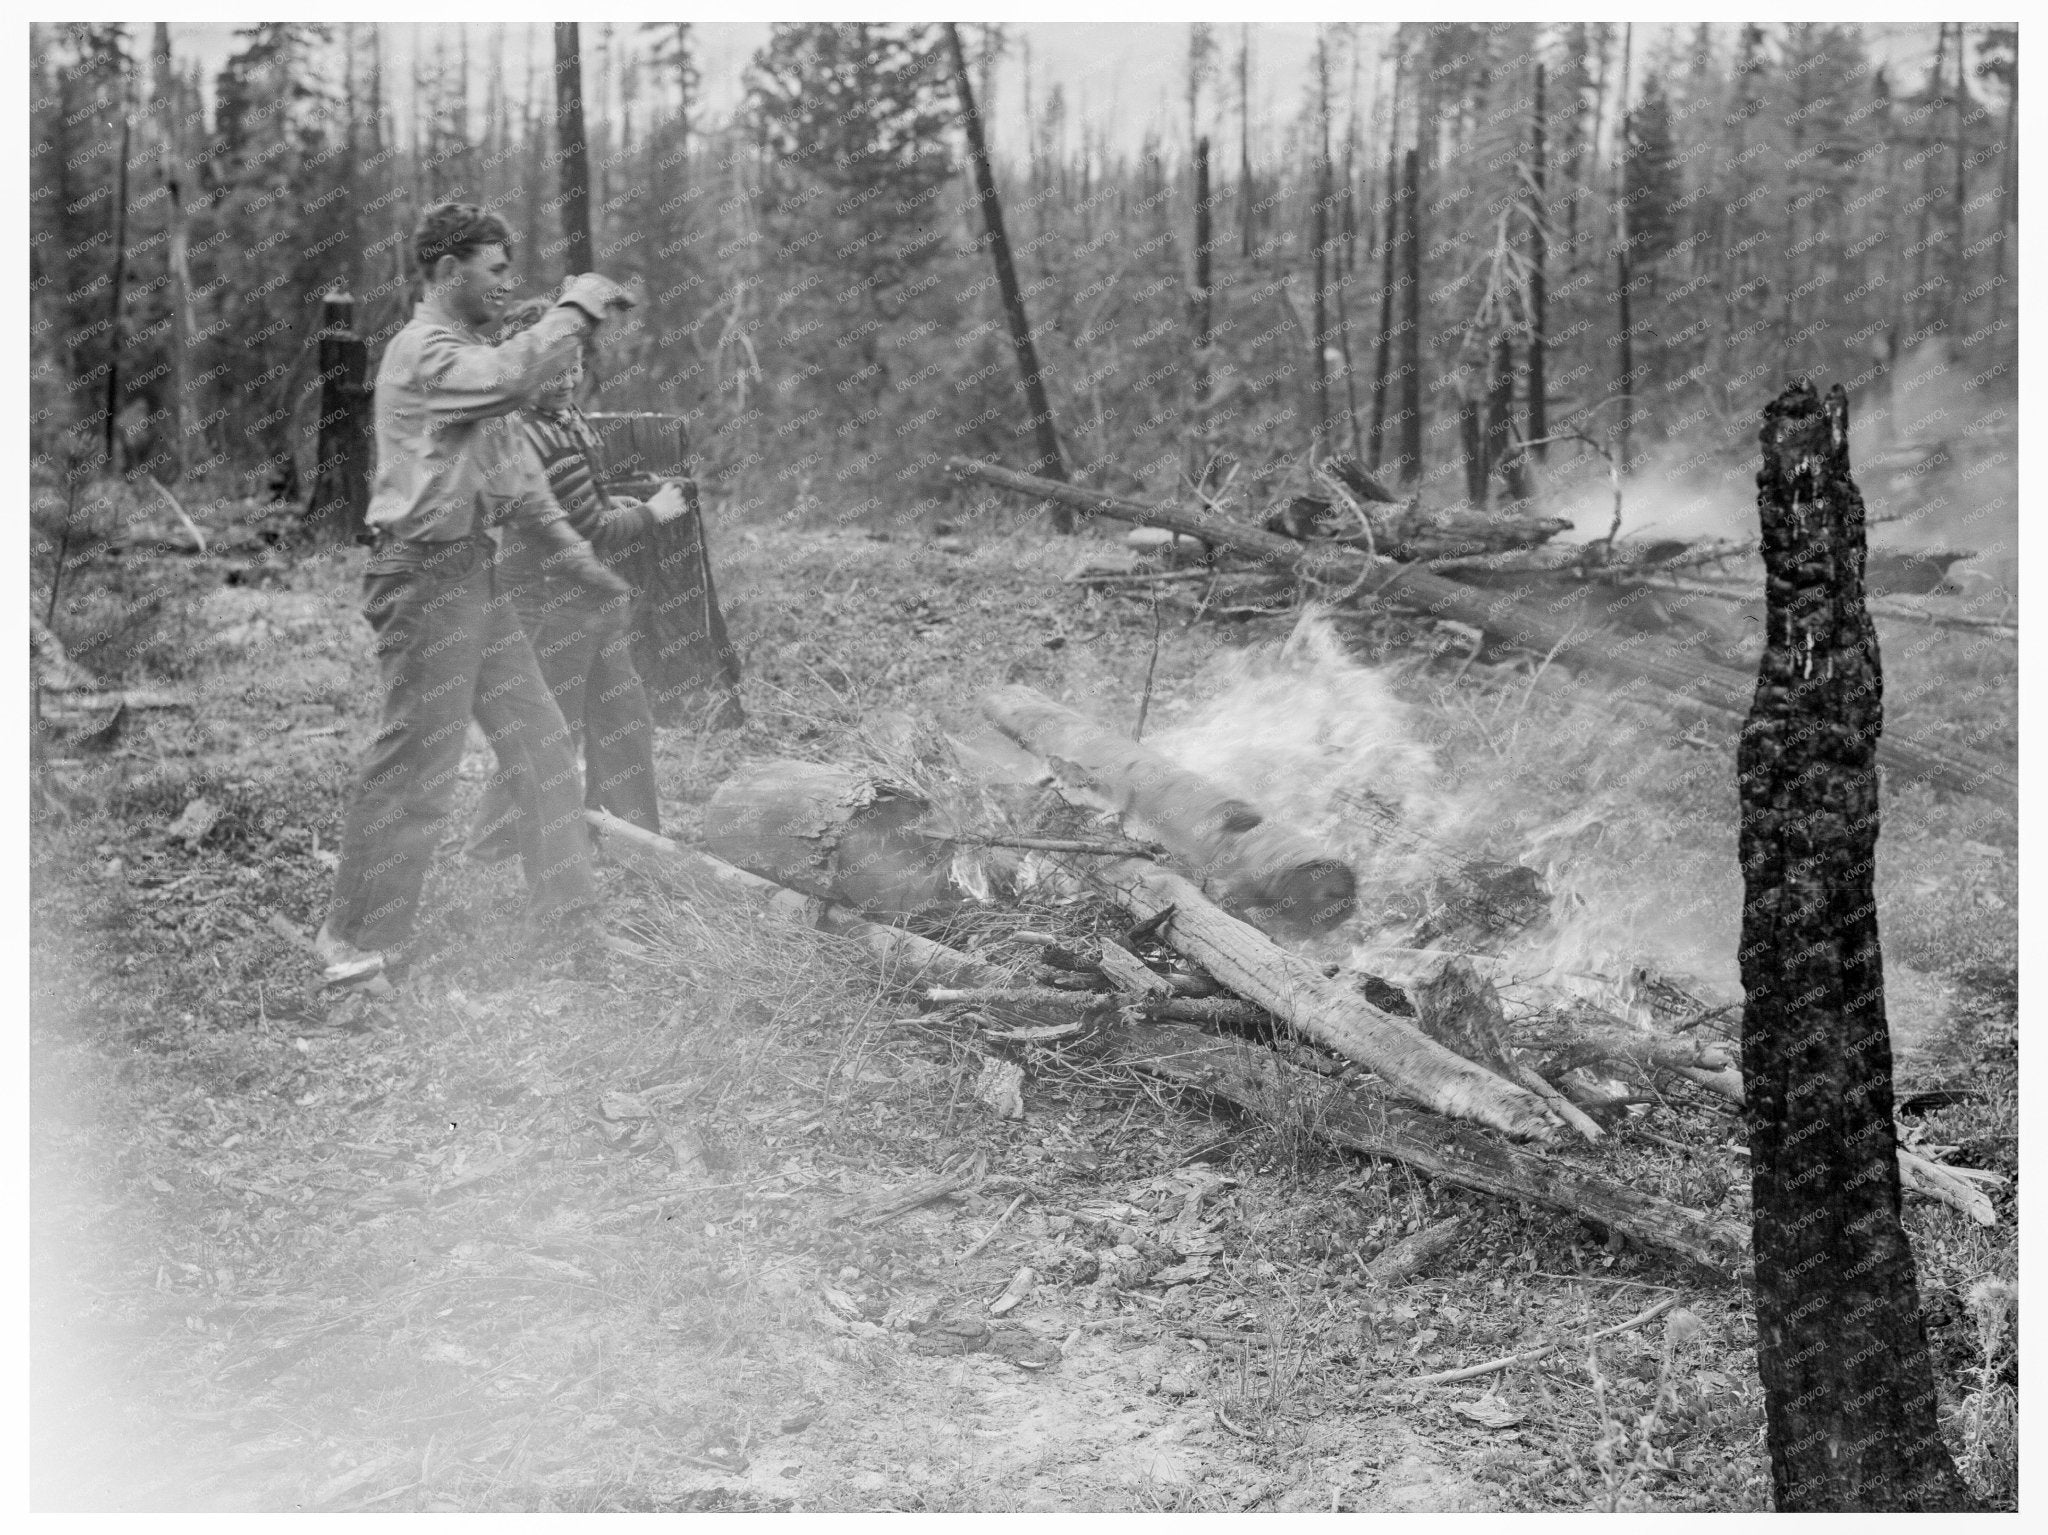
top-left (416, 304), bottom-right (594, 425)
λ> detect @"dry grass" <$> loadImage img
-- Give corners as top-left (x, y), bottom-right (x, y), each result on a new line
top-left (31, 517), bottom-right (2016, 1511)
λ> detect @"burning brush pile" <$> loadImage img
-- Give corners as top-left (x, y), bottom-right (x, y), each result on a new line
top-left (590, 614), bottom-right (1997, 1284)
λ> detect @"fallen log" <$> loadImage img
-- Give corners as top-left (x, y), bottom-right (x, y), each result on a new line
top-left (980, 684), bottom-right (1357, 935)
top-left (587, 809), bottom-right (997, 987)
top-left (922, 985), bottom-right (1267, 1028)
top-left (700, 759), bottom-right (962, 917)
top-left (950, 457), bottom-right (2015, 810)
top-left (1359, 944), bottom-right (1993, 1225)
top-left (1076, 857), bottom-right (1554, 1140)
top-left (1117, 1020), bottom-right (1747, 1278)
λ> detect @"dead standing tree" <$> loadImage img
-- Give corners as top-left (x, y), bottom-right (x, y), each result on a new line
top-left (945, 22), bottom-right (1069, 531)
top-left (554, 23), bottom-right (595, 277)
top-left (1738, 382), bottom-right (1974, 1512)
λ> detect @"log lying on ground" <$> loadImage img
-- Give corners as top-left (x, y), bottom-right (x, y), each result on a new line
top-left (701, 759), bottom-right (962, 917)
top-left (1073, 856), bottom-right (1554, 1140)
top-left (1117, 1020), bottom-right (1748, 1278)
top-left (979, 684), bottom-right (1357, 936)
top-left (950, 457), bottom-right (2015, 810)
top-left (1361, 942), bottom-right (1995, 1225)
top-left (587, 810), bottom-right (996, 986)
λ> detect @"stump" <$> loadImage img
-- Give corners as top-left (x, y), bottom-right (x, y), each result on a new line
top-left (1737, 381), bottom-right (1972, 1512)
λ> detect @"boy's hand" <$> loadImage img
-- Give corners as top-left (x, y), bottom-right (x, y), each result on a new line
top-left (647, 483), bottom-right (689, 524)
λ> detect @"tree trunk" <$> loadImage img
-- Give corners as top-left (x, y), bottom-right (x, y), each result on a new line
top-left (1613, 26), bottom-right (1633, 476)
top-left (948, 457), bottom-right (2017, 810)
top-left (1526, 61), bottom-right (1548, 466)
top-left (1188, 134), bottom-right (1212, 478)
top-left (1311, 34), bottom-right (1333, 451)
top-left (151, 23), bottom-right (191, 482)
top-left (1951, 24), bottom-right (1970, 339)
top-left (1487, 333), bottom-right (1525, 500)
top-left (978, 683), bottom-right (1358, 935)
top-left (701, 760), bottom-right (960, 918)
top-left (1238, 24), bottom-right (1254, 259)
top-left (1119, 1021), bottom-right (1744, 1275)
top-left (1079, 860), bottom-right (1552, 1139)
top-left (310, 291), bottom-right (371, 545)
top-left (1397, 149), bottom-right (1422, 483)
top-left (1368, 67), bottom-right (1401, 471)
top-left (1458, 386), bottom-right (1486, 507)
top-left (1739, 381), bottom-right (1974, 1512)
top-left (945, 22), bottom-right (1069, 531)
top-left (103, 91), bottom-right (132, 471)
top-left (554, 23), bottom-right (594, 277)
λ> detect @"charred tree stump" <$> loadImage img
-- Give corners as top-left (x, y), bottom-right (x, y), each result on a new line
top-left (1738, 382), bottom-right (1973, 1512)
top-left (309, 291), bottom-right (371, 545)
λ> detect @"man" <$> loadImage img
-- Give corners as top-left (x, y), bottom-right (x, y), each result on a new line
top-left (315, 203), bottom-right (636, 983)
top-left (467, 298), bottom-right (689, 859)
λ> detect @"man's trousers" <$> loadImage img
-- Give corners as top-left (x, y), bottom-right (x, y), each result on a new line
top-left (468, 578), bottom-right (661, 859)
top-left (324, 536), bottom-right (598, 952)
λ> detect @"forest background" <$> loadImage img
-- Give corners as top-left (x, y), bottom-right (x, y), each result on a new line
top-left (29, 18), bottom-right (2020, 604)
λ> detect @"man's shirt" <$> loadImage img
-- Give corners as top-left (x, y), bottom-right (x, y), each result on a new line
top-left (365, 302), bottom-right (592, 543)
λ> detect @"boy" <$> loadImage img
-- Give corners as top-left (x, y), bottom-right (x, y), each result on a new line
top-left (467, 298), bottom-right (689, 858)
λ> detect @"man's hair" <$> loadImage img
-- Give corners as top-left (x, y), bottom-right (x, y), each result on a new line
top-left (412, 203), bottom-right (514, 275)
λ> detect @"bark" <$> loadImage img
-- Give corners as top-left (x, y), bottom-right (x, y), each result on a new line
top-left (1526, 62), bottom-right (1548, 466)
top-left (1189, 134), bottom-right (1212, 474)
top-left (1311, 36), bottom-right (1334, 449)
top-left (587, 810), bottom-right (995, 986)
top-left (1078, 858), bottom-right (1554, 1140)
top-left (310, 291), bottom-right (371, 545)
top-left (1951, 24), bottom-right (1970, 337)
top-left (1368, 67), bottom-right (1401, 471)
top-left (554, 23), bottom-right (594, 277)
top-left (1612, 28), bottom-right (1633, 476)
top-left (979, 684), bottom-right (1358, 935)
top-left (1487, 334), bottom-right (1526, 500)
top-left (1238, 24), bottom-right (1254, 260)
top-left (150, 23), bottom-right (190, 481)
top-left (1118, 1021), bottom-right (1745, 1276)
top-left (701, 760), bottom-right (961, 918)
top-left (947, 458), bottom-right (2016, 810)
top-left (945, 23), bottom-right (1069, 530)
top-left (1739, 381), bottom-right (1973, 1511)
top-left (1457, 387), bottom-right (1486, 508)
top-left (1397, 149), bottom-right (1422, 483)
top-left (104, 91), bottom-right (132, 470)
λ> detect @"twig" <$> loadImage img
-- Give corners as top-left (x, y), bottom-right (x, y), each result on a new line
top-left (1512, 1063), bottom-right (1606, 1143)
top-left (146, 472), bottom-right (207, 554)
top-left (957, 832), bottom-right (1165, 858)
top-left (1134, 584), bottom-right (1165, 742)
top-left (956, 1191), bottom-right (1030, 1262)
top-left (1369, 1296), bottom-right (1677, 1390)
top-left (1069, 567), bottom-right (1216, 586)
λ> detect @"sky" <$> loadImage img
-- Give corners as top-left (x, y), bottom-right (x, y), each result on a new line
top-left (157, 20), bottom-right (1955, 168)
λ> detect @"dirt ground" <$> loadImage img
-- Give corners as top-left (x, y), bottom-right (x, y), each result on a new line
top-left (29, 513), bottom-right (2018, 1512)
